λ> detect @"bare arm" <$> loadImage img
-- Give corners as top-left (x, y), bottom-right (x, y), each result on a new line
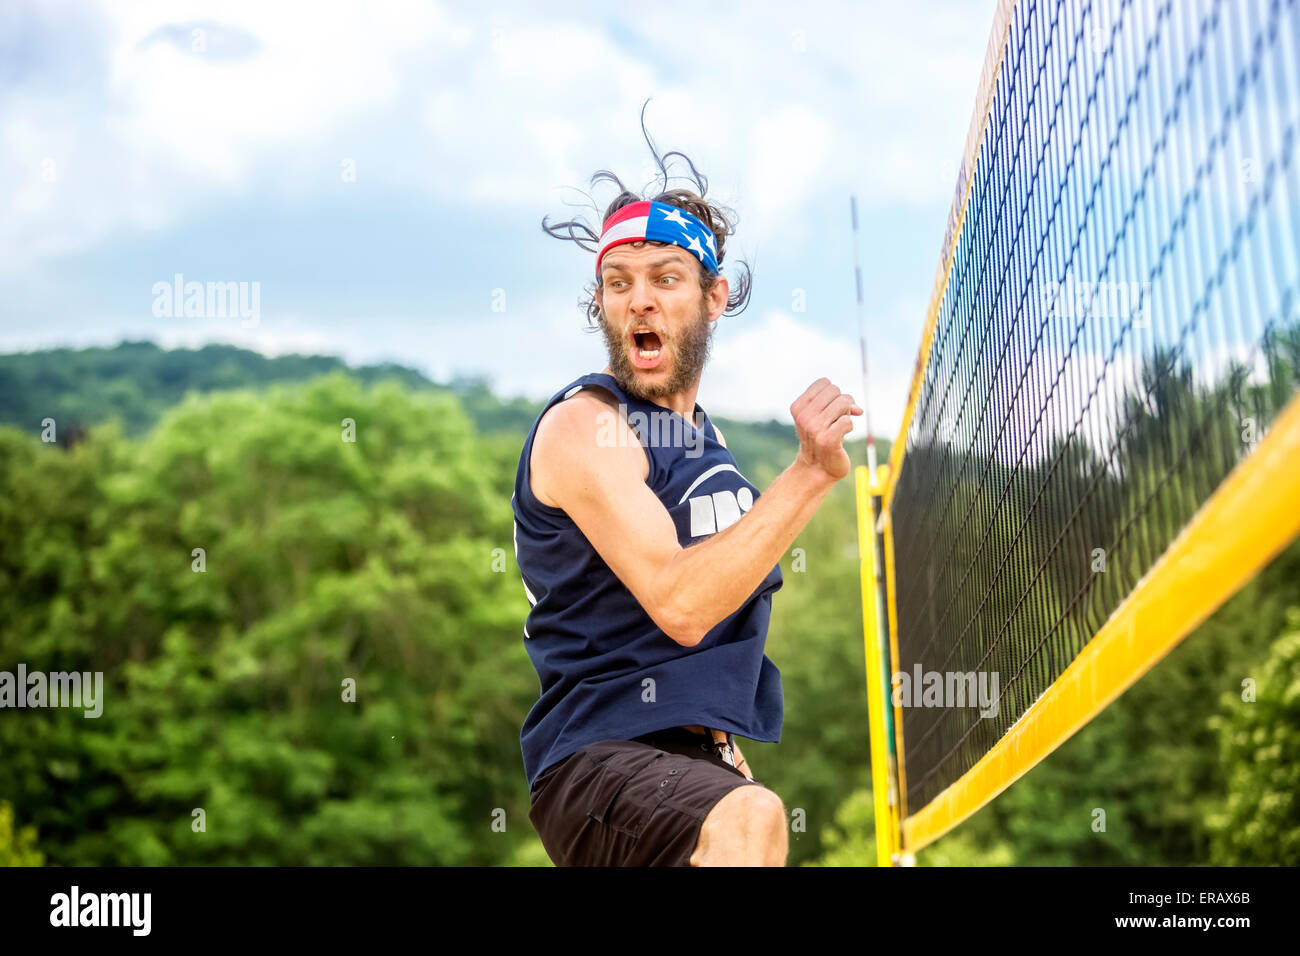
top-left (532, 379), bottom-right (862, 646)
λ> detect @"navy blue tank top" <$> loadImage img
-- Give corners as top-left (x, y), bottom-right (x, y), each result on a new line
top-left (513, 372), bottom-right (784, 788)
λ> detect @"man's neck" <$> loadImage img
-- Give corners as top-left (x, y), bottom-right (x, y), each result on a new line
top-left (599, 365), bottom-right (700, 421)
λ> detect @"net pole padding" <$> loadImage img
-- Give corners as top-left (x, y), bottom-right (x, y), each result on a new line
top-left (874, 466), bottom-right (903, 859)
top-left (881, 0), bottom-right (1018, 513)
top-left (901, 392), bottom-right (1300, 853)
top-left (880, 471), bottom-right (908, 846)
top-left (856, 465), bottom-right (896, 866)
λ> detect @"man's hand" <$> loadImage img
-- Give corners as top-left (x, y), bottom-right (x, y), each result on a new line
top-left (791, 378), bottom-right (864, 482)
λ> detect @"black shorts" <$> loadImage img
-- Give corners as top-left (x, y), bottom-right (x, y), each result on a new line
top-left (527, 726), bottom-right (763, 867)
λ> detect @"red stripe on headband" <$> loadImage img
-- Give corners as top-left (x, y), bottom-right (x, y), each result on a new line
top-left (600, 200), bottom-right (652, 235)
top-left (595, 200), bottom-right (654, 275)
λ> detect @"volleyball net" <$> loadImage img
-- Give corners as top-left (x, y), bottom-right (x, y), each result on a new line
top-left (858, 0), bottom-right (1300, 864)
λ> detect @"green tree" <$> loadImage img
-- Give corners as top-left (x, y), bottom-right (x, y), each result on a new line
top-left (0, 801), bottom-right (44, 867)
top-left (1206, 608), bottom-right (1300, 865)
top-left (0, 373), bottom-right (539, 865)
top-left (805, 787), bottom-right (1014, 866)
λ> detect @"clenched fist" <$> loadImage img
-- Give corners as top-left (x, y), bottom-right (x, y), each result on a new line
top-left (790, 378), bottom-right (864, 482)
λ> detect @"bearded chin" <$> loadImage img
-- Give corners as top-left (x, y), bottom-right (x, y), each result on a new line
top-left (599, 304), bottom-right (714, 401)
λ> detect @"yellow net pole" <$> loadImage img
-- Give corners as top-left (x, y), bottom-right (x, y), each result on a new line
top-left (857, 463), bottom-right (900, 866)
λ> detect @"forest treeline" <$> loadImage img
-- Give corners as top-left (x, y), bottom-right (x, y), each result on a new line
top-left (0, 342), bottom-right (1295, 865)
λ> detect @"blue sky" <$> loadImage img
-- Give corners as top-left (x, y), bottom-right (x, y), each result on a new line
top-left (0, 0), bottom-right (1002, 438)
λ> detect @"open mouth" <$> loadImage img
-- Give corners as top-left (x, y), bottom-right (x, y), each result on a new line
top-left (629, 327), bottom-right (665, 369)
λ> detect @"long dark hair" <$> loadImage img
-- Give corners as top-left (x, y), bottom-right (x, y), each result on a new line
top-left (541, 99), bottom-right (754, 332)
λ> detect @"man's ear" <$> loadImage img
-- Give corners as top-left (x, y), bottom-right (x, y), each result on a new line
top-left (708, 275), bottom-right (729, 320)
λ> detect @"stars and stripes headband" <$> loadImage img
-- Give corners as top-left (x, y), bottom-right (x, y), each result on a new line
top-left (596, 200), bottom-right (720, 277)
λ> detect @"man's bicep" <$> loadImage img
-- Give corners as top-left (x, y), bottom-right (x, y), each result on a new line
top-left (565, 465), bottom-right (682, 604)
top-left (542, 402), bottom-right (686, 638)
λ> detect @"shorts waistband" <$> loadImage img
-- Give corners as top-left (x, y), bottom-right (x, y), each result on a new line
top-left (633, 725), bottom-right (735, 753)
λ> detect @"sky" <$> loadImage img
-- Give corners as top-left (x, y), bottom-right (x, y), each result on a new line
top-left (0, 0), bottom-right (1002, 439)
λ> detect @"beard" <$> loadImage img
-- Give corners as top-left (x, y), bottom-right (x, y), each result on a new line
top-left (597, 297), bottom-right (715, 403)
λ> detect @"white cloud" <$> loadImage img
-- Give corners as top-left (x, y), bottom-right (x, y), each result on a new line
top-left (103, 0), bottom-right (451, 182)
top-left (746, 106), bottom-right (834, 240)
top-left (1, 0), bottom-right (1001, 435)
top-left (1, 0), bottom-right (999, 273)
top-left (0, 0), bottom-right (456, 273)
top-left (151, 317), bottom-right (337, 357)
top-left (702, 305), bottom-right (923, 441)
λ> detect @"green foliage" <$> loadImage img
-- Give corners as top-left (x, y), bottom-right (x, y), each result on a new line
top-left (756, 477), bottom-right (872, 865)
top-left (1206, 609), bottom-right (1300, 865)
top-left (919, 829), bottom-right (1016, 866)
top-left (0, 801), bottom-right (44, 867)
top-left (0, 372), bottom-right (538, 864)
top-left (933, 534), bottom-right (1300, 867)
top-left (804, 787), bottom-right (1014, 866)
top-left (0, 338), bottom-right (836, 473)
top-left (0, 342), bottom-right (538, 440)
top-left (444, 374), bottom-right (546, 437)
top-left (1, 341), bottom-right (1295, 866)
top-left (803, 788), bottom-right (877, 866)
top-left (501, 836), bottom-right (555, 867)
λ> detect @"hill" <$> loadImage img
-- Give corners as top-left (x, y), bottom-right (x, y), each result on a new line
top-left (0, 340), bottom-right (887, 481)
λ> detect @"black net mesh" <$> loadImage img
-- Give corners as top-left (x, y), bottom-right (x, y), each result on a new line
top-left (890, 0), bottom-right (1300, 814)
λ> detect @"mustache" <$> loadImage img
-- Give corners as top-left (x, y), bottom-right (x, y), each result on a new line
top-left (626, 324), bottom-right (668, 338)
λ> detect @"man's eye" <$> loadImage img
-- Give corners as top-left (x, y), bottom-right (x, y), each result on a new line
top-left (660, 276), bottom-right (678, 284)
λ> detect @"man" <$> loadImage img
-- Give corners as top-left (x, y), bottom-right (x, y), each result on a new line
top-left (514, 178), bottom-right (862, 867)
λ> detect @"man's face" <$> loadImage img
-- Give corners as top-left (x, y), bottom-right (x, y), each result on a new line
top-left (595, 242), bottom-right (727, 402)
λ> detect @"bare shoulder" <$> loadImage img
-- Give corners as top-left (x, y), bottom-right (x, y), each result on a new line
top-left (530, 386), bottom-right (648, 508)
top-left (712, 422), bottom-right (727, 448)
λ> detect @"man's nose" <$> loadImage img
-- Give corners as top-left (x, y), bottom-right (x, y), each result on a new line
top-left (628, 276), bottom-right (658, 312)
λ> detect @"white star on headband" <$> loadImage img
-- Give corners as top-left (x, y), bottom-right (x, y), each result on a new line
top-left (684, 234), bottom-right (705, 260)
top-left (702, 230), bottom-right (716, 257)
top-left (660, 207), bottom-right (692, 230)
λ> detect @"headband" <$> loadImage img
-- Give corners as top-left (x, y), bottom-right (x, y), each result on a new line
top-left (595, 200), bottom-right (720, 276)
